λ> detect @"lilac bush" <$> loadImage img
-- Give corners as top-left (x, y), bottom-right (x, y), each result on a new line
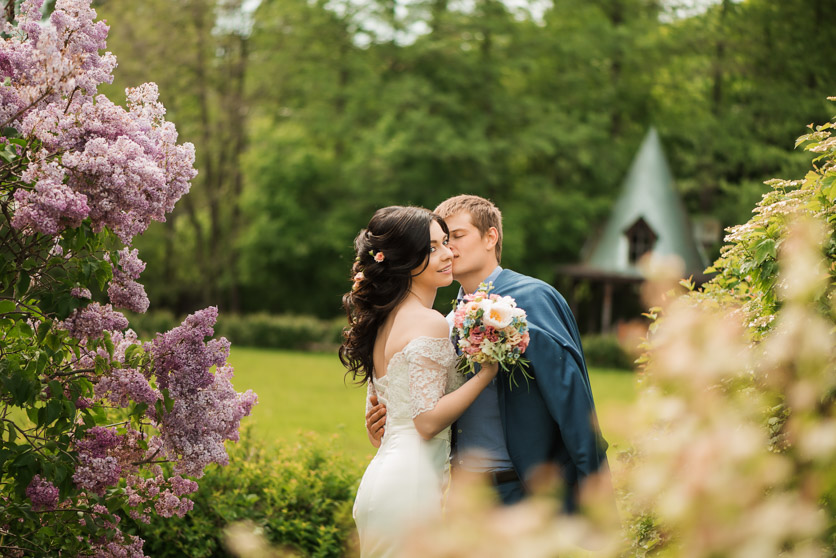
top-left (0, 1), bottom-right (256, 555)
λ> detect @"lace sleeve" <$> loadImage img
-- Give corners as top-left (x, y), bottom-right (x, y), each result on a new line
top-left (446, 364), bottom-right (465, 394)
top-left (404, 337), bottom-right (458, 418)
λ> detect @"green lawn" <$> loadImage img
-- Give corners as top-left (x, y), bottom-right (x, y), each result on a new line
top-left (227, 347), bottom-right (638, 462)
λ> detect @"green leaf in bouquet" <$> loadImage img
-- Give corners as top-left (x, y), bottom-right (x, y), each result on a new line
top-left (504, 357), bottom-right (533, 391)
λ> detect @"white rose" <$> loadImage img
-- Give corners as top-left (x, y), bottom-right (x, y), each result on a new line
top-left (510, 306), bottom-right (526, 319)
top-left (482, 301), bottom-right (514, 328)
top-left (500, 296), bottom-right (516, 307)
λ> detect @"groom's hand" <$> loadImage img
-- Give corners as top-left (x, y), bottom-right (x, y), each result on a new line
top-left (365, 394), bottom-right (387, 447)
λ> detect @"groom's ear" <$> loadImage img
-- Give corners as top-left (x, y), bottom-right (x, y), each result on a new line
top-left (484, 227), bottom-right (499, 251)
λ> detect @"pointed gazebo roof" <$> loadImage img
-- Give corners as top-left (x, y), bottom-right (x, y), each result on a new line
top-left (574, 127), bottom-right (707, 281)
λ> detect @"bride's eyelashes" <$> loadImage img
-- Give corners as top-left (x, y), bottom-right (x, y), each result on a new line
top-left (429, 238), bottom-right (450, 253)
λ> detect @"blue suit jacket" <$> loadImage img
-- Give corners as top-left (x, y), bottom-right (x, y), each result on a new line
top-left (491, 269), bottom-right (608, 511)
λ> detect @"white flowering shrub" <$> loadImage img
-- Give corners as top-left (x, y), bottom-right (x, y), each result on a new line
top-left (0, 1), bottom-right (256, 555)
top-left (617, 220), bottom-right (835, 556)
top-left (613, 100), bottom-right (836, 557)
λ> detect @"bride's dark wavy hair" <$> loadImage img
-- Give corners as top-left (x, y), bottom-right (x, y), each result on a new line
top-left (339, 206), bottom-right (449, 385)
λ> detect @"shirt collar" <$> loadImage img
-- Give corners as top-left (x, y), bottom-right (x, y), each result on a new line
top-left (457, 266), bottom-right (503, 302)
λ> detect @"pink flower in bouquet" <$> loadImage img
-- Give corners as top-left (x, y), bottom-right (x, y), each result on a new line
top-left (469, 328), bottom-right (485, 346)
top-left (453, 308), bottom-right (466, 329)
top-left (486, 327), bottom-right (500, 343)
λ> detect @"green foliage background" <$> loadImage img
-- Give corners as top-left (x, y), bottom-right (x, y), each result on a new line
top-left (92, 0), bottom-right (835, 320)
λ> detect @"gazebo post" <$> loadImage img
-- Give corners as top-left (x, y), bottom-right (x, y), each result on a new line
top-left (601, 281), bottom-right (613, 334)
top-left (569, 277), bottom-right (579, 318)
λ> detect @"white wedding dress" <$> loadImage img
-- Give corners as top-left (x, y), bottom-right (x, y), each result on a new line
top-left (353, 336), bottom-right (462, 558)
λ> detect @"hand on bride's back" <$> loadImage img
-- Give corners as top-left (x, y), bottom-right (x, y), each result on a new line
top-left (366, 393), bottom-right (387, 446)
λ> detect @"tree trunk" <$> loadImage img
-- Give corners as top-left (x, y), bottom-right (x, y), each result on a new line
top-left (608, 0), bottom-right (624, 138)
top-left (701, 0), bottom-right (730, 213)
top-left (226, 33), bottom-right (249, 313)
top-left (190, 0), bottom-right (216, 306)
top-left (161, 214), bottom-right (178, 308)
top-left (430, 0), bottom-right (448, 35)
top-left (711, 0), bottom-right (729, 116)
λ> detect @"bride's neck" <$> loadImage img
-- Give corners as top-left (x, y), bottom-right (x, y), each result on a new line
top-left (407, 285), bottom-right (436, 308)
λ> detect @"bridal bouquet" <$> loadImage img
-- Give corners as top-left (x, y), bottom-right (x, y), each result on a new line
top-left (452, 283), bottom-right (533, 388)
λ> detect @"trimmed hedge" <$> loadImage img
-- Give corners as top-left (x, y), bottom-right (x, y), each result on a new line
top-left (127, 311), bottom-right (344, 351)
top-left (128, 311), bottom-right (634, 371)
top-left (130, 432), bottom-right (362, 557)
top-left (215, 313), bottom-right (343, 351)
top-left (580, 335), bottom-right (634, 370)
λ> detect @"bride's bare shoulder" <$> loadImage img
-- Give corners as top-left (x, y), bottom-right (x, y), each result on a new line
top-left (406, 307), bottom-right (449, 339)
top-left (387, 308), bottom-right (449, 356)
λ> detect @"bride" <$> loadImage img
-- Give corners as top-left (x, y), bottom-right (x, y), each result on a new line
top-left (340, 206), bottom-right (498, 557)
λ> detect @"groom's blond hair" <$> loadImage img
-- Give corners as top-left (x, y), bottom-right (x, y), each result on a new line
top-left (434, 195), bottom-right (503, 263)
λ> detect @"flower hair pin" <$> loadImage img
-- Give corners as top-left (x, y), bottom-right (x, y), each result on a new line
top-left (369, 250), bottom-right (385, 263)
top-left (352, 271), bottom-right (364, 291)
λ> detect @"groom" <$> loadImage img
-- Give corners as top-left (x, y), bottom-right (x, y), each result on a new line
top-left (367, 195), bottom-right (610, 511)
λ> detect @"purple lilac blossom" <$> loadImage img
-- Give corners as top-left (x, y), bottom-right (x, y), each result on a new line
top-left (73, 328), bottom-right (143, 382)
top-left (75, 396), bottom-right (93, 409)
top-left (115, 248), bottom-right (146, 279)
top-left (25, 475), bottom-right (59, 511)
top-left (107, 249), bottom-right (150, 312)
top-left (5, 0), bottom-right (196, 245)
top-left (109, 328), bottom-right (140, 364)
top-left (73, 427), bottom-right (122, 495)
top-left (149, 308), bottom-right (257, 476)
top-left (149, 307), bottom-right (225, 395)
top-left (169, 475), bottom-right (198, 496)
top-left (17, 0), bottom-right (44, 43)
top-left (60, 302), bottom-right (128, 339)
top-left (71, 287), bottom-right (92, 299)
top-left (48, 240), bottom-right (63, 257)
top-left (7, 0), bottom-right (115, 112)
top-left (155, 364), bottom-right (257, 477)
top-left (107, 277), bottom-right (149, 314)
top-left (90, 532), bottom-right (147, 558)
top-left (153, 490), bottom-right (193, 518)
top-left (11, 161), bottom-right (90, 235)
top-left (125, 473), bottom-right (197, 522)
top-left (95, 367), bottom-right (158, 408)
top-left (85, 504), bottom-right (148, 558)
top-left (76, 426), bottom-right (120, 457)
top-left (73, 456), bottom-right (120, 496)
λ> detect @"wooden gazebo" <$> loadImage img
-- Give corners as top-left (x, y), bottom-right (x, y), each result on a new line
top-left (561, 128), bottom-right (709, 333)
